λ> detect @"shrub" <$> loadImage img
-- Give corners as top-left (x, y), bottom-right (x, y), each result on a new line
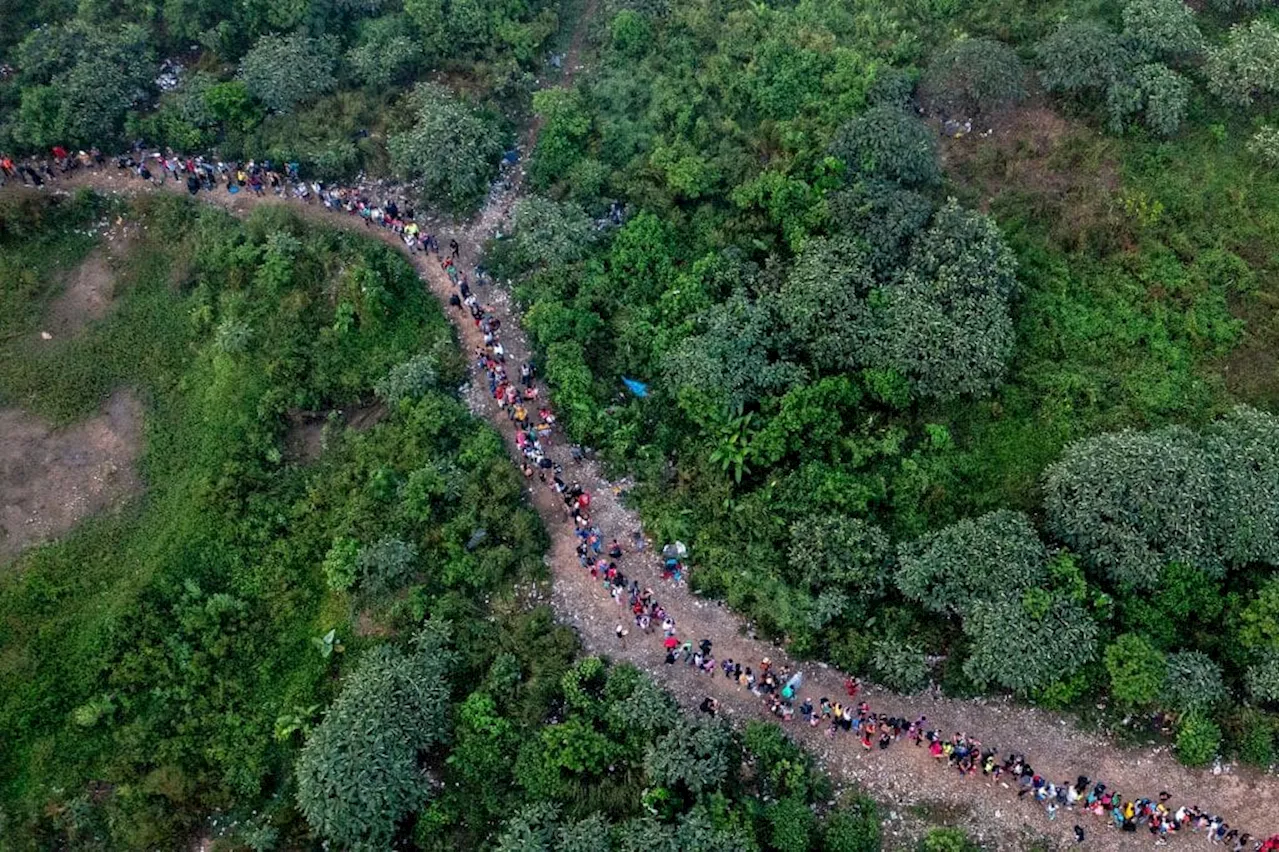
top-left (960, 592), bottom-right (1098, 693)
top-left (897, 511), bottom-right (1098, 693)
top-left (787, 514), bottom-right (891, 597)
top-left (922, 827), bottom-right (979, 852)
top-left (870, 639), bottom-right (929, 693)
top-left (1036, 21), bottom-right (1131, 94)
top-left (529, 89), bottom-right (593, 189)
top-left (897, 510), bottom-right (1049, 615)
top-left (322, 537), bottom-right (360, 591)
top-left (920, 37), bottom-right (1027, 117)
top-left (1121, 0), bottom-right (1204, 63)
top-left (1175, 713), bottom-right (1221, 766)
top-left (764, 797), bottom-right (815, 852)
top-left (1104, 633), bottom-right (1166, 707)
top-left (389, 83), bottom-right (505, 214)
top-left (1044, 412), bottom-right (1277, 591)
top-left (1227, 707), bottom-right (1278, 767)
top-left (1162, 651), bottom-right (1227, 713)
top-left (1233, 579), bottom-right (1278, 668)
top-left (829, 105), bottom-right (940, 187)
top-left (237, 33), bottom-right (339, 113)
top-left (1207, 0), bottom-right (1271, 13)
top-left (493, 802), bottom-right (558, 852)
top-left (1204, 19), bottom-right (1280, 109)
top-left (1247, 125), bottom-right (1279, 166)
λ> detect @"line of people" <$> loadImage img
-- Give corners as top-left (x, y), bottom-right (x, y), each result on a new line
top-left (4, 141), bottom-right (1273, 852)
top-left (436, 194), bottom-right (1274, 850)
top-left (0, 146), bottom-right (479, 277)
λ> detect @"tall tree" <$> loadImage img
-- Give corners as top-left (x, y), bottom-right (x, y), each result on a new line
top-left (237, 33), bottom-right (339, 113)
top-left (295, 628), bottom-right (456, 850)
top-left (389, 83), bottom-right (505, 214)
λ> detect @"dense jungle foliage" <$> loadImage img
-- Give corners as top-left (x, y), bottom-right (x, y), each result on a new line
top-left (0, 0), bottom-right (575, 210)
top-left (0, 192), bottom-right (886, 850)
top-left (486, 0), bottom-right (1279, 767)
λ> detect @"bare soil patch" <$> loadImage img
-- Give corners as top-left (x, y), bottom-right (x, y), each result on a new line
top-left (940, 104), bottom-right (1125, 252)
top-left (1213, 287), bottom-right (1280, 409)
top-left (41, 248), bottom-right (115, 340)
top-left (283, 401), bottom-right (388, 463)
top-left (0, 389), bottom-right (144, 562)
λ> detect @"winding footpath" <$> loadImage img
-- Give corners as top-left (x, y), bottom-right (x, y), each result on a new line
top-left (5, 29), bottom-right (1277, 838)
top-left (7, 160), bottom-right (1274, 850)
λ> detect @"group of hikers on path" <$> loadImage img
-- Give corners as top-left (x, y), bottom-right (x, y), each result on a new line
top-left (3, 141), bottom-right (1275, 850)
top-left (1, 145), bottom-right (460, 262)
top-left (467, 213), bottom-right (1276, 850)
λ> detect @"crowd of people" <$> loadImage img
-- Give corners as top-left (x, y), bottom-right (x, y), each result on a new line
top-left (2, 142), bottom-right (1274, 850)
top-left (0, 145), bottom-right (463, 263)
top-left (461, 201), bottom-right (1275, 849)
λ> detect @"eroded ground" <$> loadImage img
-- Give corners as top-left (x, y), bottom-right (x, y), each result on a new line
top-left (41, 246), bottom-right (115, 340)
top-left (0, 389), bottom-right (144, 561)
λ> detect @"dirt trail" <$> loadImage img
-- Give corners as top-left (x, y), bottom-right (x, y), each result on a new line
top-left (8, 16), bottom-right (1277, 835)
top-left (14, 164), bottom-right (1275, 851)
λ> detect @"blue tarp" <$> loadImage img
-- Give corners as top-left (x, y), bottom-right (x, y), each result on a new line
top-left (622, 377), bottom-right (649, 398)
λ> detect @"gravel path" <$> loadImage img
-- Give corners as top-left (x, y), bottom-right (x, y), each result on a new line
top-left (8, 160), bottom-right (1275, 851)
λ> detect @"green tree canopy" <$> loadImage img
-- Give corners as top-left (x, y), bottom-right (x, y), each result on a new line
top-left (1131, 63), bottom-right (1190, 136)
top-left (1043, 411), bottom-right (1278, 591)
top-left (920, 37), bottom-right (1027, 117)
top-left (1244, 650), bottom-right (1279, 706)
top-left (347, 14), bottom-right (425, 88)
top-left (1121, 0), bottom-right (1204, 64)
top-left (822, 796), bottom-right (881, 852)
top-left (389, 82), bottom-right (506, 214)
top-left (507, 196), bottom-right (597, 268)
top-left (897, 510), bottom-right (1098, 692)
top-left (1036, 21), bottom-right (1132, 95)
top-left (787, 514), bottom-right (891, 597)
top-left (1104, 633), bottom-right (1167, 707)
top-left (829, 105), bottom-right (941, 187)
top-left (1044, 426), bottom-right (1211, 589)
top-left (237, 33), bottom-right (339, 113)
top-left (1163, 651), bottom-right (1227, 713)
top-left (827, 180), bottom-right (934, 273)
top-left (865, 199), bottom-right (1017, 400)
top-left (775, 236), bottom-right (876, 374)
top-left (1204, 19), bottom-right (1280, 109)
top-left (295, 628), bottom-right (456, 850)
top-left (896, 509), bottom-right (1049, 614)
top-left (663, 287), bottom-right (807, 412)
top-left (646, 720), bottom-right (732, 795)
top-left (12, 22), bottom-right (155, 148)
